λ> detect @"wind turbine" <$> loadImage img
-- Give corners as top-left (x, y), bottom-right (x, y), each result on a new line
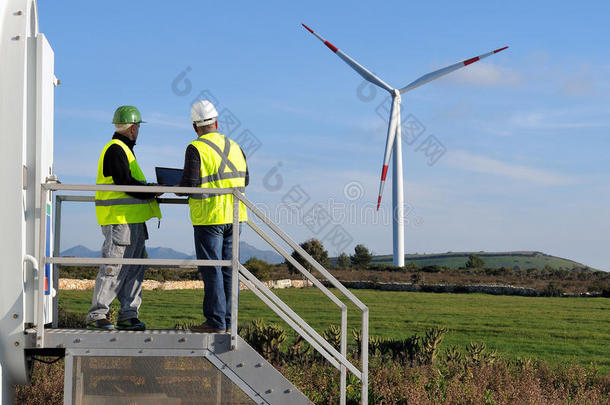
top-left (302, 23), bottom-right (507, 267)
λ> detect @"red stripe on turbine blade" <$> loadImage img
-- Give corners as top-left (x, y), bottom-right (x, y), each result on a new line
top-left (493, 46), bottom-right (508, 53)
top-left (324, 41), bottom-right (338, 53)
top-left (376, 195), bottom-right (382, 211)
top-left (381, 165), bottom-right (389, 181)
top-left (302, 23), bottom-right (314, 34)
top-left (463, 56), bottom-right (480, 66)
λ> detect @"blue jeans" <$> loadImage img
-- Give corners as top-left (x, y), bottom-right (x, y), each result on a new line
top-left (194, 224), bottom-right (240, 330)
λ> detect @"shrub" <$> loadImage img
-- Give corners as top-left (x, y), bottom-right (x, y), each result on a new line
top-left (366, 263), bottom-right (405, 272)
top-left (243, 257), bottom-right (272, 281)
top-left (59, 266), bottom-right (97, 279)
top-left (350, 244), bottom-right (373, 268)
top-left (286, 239), bottom-right (330, 275)
top-left (421, 265), bottom-right (441, 273)
top-left (542, 282), bottom-right (564, 297)
top-left (588, 280), bottom-right (610, 297)
top-left (240, 319), bottom-right (286, 363)
top-left (405, 262), bottom-right (420, 271)
top-left (336, 252), bottom-right (350, 269)
top-left (465, 254), bottom-right (485, 269)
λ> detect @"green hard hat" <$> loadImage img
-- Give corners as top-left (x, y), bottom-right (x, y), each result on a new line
top-left (112, 105), bottom-right (144, 124)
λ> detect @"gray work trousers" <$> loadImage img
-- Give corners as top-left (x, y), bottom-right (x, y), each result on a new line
top-left (86, 223), bottom-right (148, 323)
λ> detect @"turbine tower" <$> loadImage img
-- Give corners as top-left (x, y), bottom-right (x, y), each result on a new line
top-left (302, 23), bottom-right (507, 266)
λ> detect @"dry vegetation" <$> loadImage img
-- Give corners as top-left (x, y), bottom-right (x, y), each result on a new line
top-left (268, 264), bottom-right (610, 296)
top-left (16, 319), bottom-right (610, 404)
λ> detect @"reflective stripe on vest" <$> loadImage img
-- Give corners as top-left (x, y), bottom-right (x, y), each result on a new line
top-left (188, 132), bottom-right (248, 225)
top-left (200, 171), bottom-right (248, 184)
top-left (95, 197), bottom-right (157, 206)
top-left (95, 139), bottom-right (162, 225)
top-left (189, 187), bottom-right (246, 200)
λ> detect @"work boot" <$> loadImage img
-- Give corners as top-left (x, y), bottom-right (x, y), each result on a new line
top-left (86, 318), bottom-right (114, 331)
top-left (190, 322), bottom-right (224, 333)
top-left (116, 318), bottom-right (146, 331)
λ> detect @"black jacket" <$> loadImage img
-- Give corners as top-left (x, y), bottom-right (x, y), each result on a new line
top-left (102, 133), bottom-right (156, 199)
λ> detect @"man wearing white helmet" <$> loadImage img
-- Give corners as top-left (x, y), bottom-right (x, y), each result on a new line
top-left (179, 100), bottom-right (249, 333)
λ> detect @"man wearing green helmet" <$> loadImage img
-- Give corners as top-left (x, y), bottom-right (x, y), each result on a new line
top-left (86, 106), bottom-right (162, 331)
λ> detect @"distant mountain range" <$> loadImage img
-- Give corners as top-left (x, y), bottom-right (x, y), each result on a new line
top-left (61, 241), bottom-right (284, 264)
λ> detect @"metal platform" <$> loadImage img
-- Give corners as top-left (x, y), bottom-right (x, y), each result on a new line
top-left (43, 329), bottom-right (311, 405)
top-left (34, 185), bottom-right (369, 404)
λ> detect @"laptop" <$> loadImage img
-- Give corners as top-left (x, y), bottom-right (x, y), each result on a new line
top-left (155, 167), bottom-right (183, 186)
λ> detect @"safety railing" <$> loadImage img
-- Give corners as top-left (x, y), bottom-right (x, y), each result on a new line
top-left (37, 182), bottom-right (369, 405)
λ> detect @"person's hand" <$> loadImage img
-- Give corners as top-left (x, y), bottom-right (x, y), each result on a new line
top-left (147, 182), bottom-right (164, 197)
top-left (174, 184), bottom-right (187, 197)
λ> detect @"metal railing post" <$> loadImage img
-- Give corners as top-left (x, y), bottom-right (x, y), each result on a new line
top-left (340, 307), bottom-right (347, 405)
top-left (231, 190), bottom-right (240, 349)
top-left (361, 308), bottom-right (369, 405)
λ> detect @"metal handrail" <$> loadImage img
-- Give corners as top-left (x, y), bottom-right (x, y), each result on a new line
top-left (235, 194), bottom-right (368, 404)
top-left (37, 183), bottom-right (239, 350)
top-left (37, 182), bottom-right (369, 404)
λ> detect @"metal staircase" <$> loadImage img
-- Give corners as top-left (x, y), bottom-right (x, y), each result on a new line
top-left (44, 329), bottom-right (308, 404)
top-left (29, 183), bottom-right (369, 405)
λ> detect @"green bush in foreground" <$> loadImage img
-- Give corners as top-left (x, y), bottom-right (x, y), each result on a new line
top-left (238, 319), bottom-right (608, 404)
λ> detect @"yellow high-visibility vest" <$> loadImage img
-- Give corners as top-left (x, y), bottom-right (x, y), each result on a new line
top-left (188, 132), bottom-right (248, 225)
top-left (95, 139), bottom-right (161, 225)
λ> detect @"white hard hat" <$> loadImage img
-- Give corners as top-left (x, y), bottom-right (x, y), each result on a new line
top-left (191, 100), bottom-right (219, 127)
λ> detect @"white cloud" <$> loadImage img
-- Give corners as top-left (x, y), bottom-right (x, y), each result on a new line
top-left (447, 62), bottom-right (523, 87)
top-left (560, 72), bottom-right (595, 97)
top-left (445, 150), bottom-right (577, 186)
top-left (145, 112), bottom-right (192, 130)
top-left (509, 109), bottom-right (609, 130)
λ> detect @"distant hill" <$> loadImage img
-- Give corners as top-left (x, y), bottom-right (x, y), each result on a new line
top-left (60, 245), bottom-right (98, 258)
top-left (61, 241), bottom-right (283, 264)
top-left (239, 242), bottom-right (283, 264)
top-left (368, 251), bottom-right (598, 271)
top-left (147, 247), bottom-right (191, 260)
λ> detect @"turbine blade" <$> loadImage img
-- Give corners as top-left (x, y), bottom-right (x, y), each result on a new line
top-left (377, 97), bottom-right (399, 210)
top-left (302, 23), bottom-right (394, 93)
top-left (399, 46), bottom-right (509, 94)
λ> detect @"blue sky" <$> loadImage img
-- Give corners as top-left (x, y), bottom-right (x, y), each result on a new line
top-left (38, 1), bottom-right (609, 270)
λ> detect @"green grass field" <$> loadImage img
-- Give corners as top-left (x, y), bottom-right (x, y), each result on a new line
top-left (60, 288), bottom-right (610, 372)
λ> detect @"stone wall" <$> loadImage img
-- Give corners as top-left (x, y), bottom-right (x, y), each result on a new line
top-left (59, 279), bottom-right (601, 297)
top-left (320, 280), bottom-right (540, 296)
top-left (59, 278), bottom-right (313, 291)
